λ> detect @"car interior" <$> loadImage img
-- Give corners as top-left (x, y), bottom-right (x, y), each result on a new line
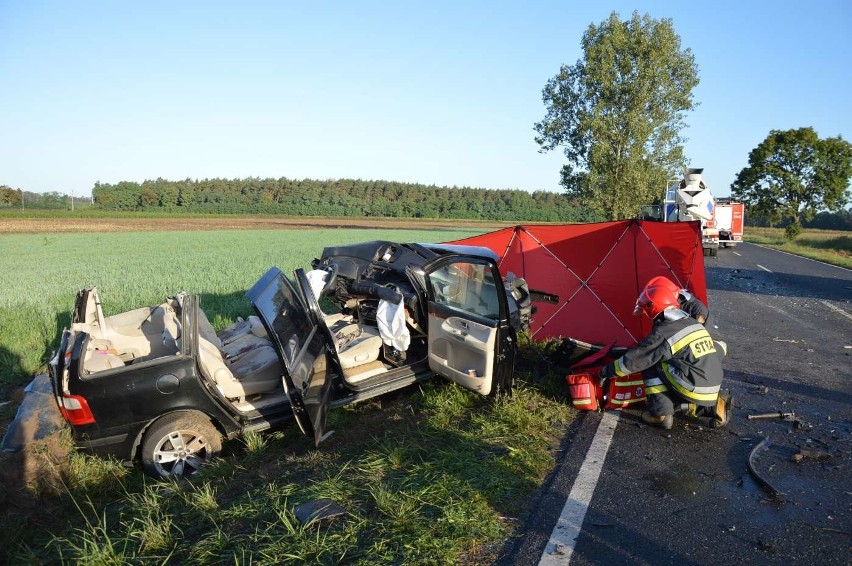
top-left (302, 269), bottom-right (425, 386)
top-left (73, 290), bottom-right (288, 414)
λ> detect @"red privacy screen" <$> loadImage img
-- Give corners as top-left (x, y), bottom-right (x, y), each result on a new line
top-left (447, 220), bottom-right (707, 347)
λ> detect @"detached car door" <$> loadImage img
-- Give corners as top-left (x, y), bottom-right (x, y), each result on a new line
top-left (423, 257), bottom-right (516, 395)
top-left (247, 267), bottom-right (333, 446)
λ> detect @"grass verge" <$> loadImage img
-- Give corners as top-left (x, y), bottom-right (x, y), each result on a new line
top-left (744, 227), bottom-right (852, 269)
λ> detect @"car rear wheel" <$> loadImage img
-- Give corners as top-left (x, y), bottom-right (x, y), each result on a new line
top-left (141, 412), bottom-right (222, 479)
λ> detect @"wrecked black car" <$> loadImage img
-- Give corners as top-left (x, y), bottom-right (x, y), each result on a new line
top-left (37, 241), bottom-right (542, 479)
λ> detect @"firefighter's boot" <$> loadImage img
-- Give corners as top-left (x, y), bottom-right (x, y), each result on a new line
top-left (713, 391), bottom-right (733, 428)
top-left (642, 411), bottom-right (673, 430)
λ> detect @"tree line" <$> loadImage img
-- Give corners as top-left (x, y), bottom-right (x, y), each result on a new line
top-left (3, 179), bottom-right (850, 229)
top-left (84, 177), bottom-right (601, 222)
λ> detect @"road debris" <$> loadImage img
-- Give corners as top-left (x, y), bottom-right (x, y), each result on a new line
top-left (294, 499), bottom-right (345, 524)
top-left (791, 448), bottom-right (833, 463)
top-left (748, 411), bottom-right (795, 421)
top-left (772, 338), bottom-right (800, 344)
top-left (747, 437), bottom-right (782, 499)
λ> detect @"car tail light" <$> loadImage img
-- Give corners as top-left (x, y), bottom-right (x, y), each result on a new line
top-left (58, 394), bottom-right (96, 425)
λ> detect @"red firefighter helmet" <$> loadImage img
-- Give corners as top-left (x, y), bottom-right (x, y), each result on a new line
top-left (633, 279), bottom-right (679, 319)
top-left (645, 275), bottom-right (679, 296)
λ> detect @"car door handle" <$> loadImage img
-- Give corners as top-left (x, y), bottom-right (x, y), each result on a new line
top-left (449, 329), bottom-right (467, 338)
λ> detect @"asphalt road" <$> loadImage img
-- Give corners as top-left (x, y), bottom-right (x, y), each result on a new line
top-left (501, 243), bottom-right (852, 565)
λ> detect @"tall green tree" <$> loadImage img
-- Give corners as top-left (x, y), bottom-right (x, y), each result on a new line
top-left (0, 185), bottom-right (20, 206)
top-left (535, 11), bottom-right (699, 219)
top-left (731, 127), bottom-right (852, 239)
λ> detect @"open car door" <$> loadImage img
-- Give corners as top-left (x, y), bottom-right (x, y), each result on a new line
top-left (423, 256), bottom-right (516, 395)
top-left (247, 267), bottom-right (333, 447)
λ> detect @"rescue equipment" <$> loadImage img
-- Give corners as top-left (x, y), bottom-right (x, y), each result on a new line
top-left (603, 374), bottom-right (646, 410)
top-left (564, 340), bottom-right (648, 411)
top-left (566, 372), bottom-right (599, 411)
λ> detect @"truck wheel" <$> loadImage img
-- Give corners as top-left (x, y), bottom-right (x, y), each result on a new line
top-left (710, 247), bottom-right (718, 257)
top-left (141, 412), bottom-right (222, 479)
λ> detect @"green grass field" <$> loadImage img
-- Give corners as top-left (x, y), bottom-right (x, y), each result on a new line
top-left (0, 227), bottom-right (575, 565)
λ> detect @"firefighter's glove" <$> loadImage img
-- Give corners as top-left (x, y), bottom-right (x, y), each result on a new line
top-left (599, 364), bottom-right (615, 379)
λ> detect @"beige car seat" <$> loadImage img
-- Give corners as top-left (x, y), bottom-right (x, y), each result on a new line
top-left (164, 312), bottom-right (281, 402)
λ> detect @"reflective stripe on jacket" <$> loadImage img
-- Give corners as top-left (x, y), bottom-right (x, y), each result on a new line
top-left (610, 309), bottom-right (723, 406)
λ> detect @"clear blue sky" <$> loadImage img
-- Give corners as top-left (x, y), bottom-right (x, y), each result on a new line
top-left (2, 1), bottom-right (850, 198)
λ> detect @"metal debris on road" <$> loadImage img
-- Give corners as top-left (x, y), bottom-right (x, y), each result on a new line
top-left (748, 411), bottom-right (795, 421)
top-left (747, 437), bottom-right (783, 499)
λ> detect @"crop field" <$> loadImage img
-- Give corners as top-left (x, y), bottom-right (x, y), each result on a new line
top-left (0, 224), bottom-right (575, 565)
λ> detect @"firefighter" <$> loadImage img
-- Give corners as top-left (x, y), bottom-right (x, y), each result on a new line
top-left (599, 279), bottom-right (732, 429)
top-left (649, 275), bottom-right (727, 356)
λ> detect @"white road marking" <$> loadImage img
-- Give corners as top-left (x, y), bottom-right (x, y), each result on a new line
top-left (732, 251), bottom-right (741, 257)
top-left (756, 264), bottom-right (772, 273)
top-left (539, 411), bottom-right (620, 565)
top-left (820, 300), bottom-right (852, 322)
top-left (749, 243), bottom-right (852, 272)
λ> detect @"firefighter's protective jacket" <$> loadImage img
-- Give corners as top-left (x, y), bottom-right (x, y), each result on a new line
top-left (605, 309), bottom-right (723, 406)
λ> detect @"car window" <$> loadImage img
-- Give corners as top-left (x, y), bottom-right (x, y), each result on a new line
top-left (268, 278), bottom-right (315, 370)
top-left (429, 261), bottom-right (501, 319)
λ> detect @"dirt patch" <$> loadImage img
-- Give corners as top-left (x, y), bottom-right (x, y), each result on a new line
top-left (0, 216), bottom-right (516, 233)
